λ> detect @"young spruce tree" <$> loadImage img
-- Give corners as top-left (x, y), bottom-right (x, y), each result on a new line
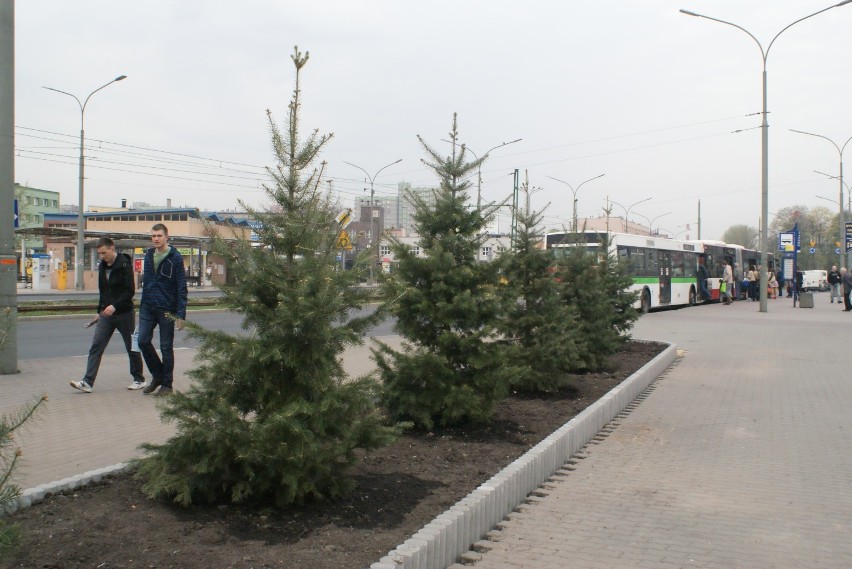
top-left (374, 115), bottom-right (517, 429)
top-left (1, 395), bottom-right (46, 558)
top-left (136, 47), bottom-right (399, 507)
top-left (554, 234), bottom-right (639, 370)
top-left (496, 181), bottom-right (585, 392)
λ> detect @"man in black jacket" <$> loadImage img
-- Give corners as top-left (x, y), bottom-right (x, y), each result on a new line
top-left (828, 265), bottom-right (842, 304)
top-left (70, 237), bottom-right (145, 393)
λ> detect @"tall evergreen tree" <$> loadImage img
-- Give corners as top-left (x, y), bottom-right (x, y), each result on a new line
top-left (374, 115), bottom-right (517, 429)
top-left (496, 182), bottom-right (584, 392)
top-left (554, 235), bottom-right (639, 370)
top-left (136, 47), bottom-right (399, 507)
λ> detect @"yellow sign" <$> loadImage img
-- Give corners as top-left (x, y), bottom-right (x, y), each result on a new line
top-left (336, 230), bottom-right (353, 251)
top-left (335, 208), bottom-right (353, 229)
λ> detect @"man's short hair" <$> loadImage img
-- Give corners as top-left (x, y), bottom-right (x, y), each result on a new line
top-left (151, 223), bottom-right (169, 235)
top-left (95, 237), bottom-right (115, 249)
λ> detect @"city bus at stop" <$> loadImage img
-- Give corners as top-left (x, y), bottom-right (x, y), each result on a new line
top-left (545, 231), bottom-right (703, 313)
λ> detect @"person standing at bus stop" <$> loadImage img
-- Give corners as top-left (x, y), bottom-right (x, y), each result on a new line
top-left (138, 223), bottom-right (188, 396)
top-left (721, 260), bottom-right (733, 305)
top-left (828, 265), bottom-right (842, 304)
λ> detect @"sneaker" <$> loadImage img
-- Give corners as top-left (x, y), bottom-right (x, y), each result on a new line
top-left (70, 380), bottom-right (93, 393)
top-left (128, 380), bottom-right (145, 390)
top-left (154, 386), bottom-right (173, 397)
top-left (142, 378), bottom-right (162, 395)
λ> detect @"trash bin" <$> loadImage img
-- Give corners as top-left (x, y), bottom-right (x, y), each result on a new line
top-left (799, 292), bottom-right (814, 308)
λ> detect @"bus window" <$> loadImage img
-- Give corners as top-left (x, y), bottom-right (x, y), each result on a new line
top-left (671, 251), bottom-right (685, 278)
top-left (646, 249), bottom-right (658, 277)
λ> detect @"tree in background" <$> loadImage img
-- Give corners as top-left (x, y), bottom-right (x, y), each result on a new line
top-left (721, 224), bottom-right (758, 249)
top-left (553, 236), bottom-right (639, 371)
top-left (496, 180), bottom-right (584, 392)
top-left (374, 114), bottom-right (517, 429)
top-left (0, 395), bottom-right (46, 559)
top-left (136, 47), bottom-right (400, 507)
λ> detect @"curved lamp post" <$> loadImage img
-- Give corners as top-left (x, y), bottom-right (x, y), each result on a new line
top-left (43, 75), bottom-right (127, 291)
top-left (610, 197), bottom-right (651, 233)
top-left (790, 129), bottom-right (852, 267)
top-left (634, 211), bottom-right (672, 236)
top-left (680, 1), bottom-right (852, 313)
top-left (547, 173), bottom-right (605, 233)
top-left (342, 158), bottom-right (402, 282)
top-left (466, 138), bottom-right (522, 211)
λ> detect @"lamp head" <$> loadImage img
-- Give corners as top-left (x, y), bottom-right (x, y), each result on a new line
top-left (115, 75), bottom-right (127, 82)
top-left (679, 9), bottom-right (700, 16)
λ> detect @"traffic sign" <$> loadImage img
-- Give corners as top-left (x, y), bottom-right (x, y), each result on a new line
top-left (837, 247), bottom-right (842, 255)
top-left (13, 198), bottom-right (18, 228)
top-left (336, 230), bottom-right (353, 251)
top-left (809, 247), bottom-right (816, 254)
top-left (335, 209), bottom-right (353, 230)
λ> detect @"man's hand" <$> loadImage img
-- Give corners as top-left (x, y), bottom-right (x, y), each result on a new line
top-left (101, 305), bottom-right (116, 317)
top-left (176, 319), bottom-right (185, 331)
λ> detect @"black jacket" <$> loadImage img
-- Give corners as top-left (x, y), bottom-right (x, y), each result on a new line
top-left (98, 253), bottom-right (136, 315)
top-left (829, 270), bottom-right (842, 285)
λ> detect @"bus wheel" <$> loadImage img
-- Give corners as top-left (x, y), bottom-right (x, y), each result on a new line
top-left (689, 287), bottom-right (696, 306)
top-left (641, 289), bottom-right (651, 314)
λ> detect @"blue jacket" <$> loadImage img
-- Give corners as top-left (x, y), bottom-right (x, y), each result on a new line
top-left (141, 246), bottom-right (188, 319)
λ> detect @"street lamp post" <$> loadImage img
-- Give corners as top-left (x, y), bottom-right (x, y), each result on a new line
top-left (634, 211), bottom-right (672, 236)
top-left (43, 75), bottom-right (127, 291)
top-left (546, 174), bottom-right (605, 233)
top-left (461, 138), bottom-right (522, 211)
top-left (680, 1), bottom-right (852, 313)
top-left (790, 129), bottom-right (852, 268)
top-left (342, 158), bottom-right (403, 282)
top-left (609, 197), bottom-right (651, 233)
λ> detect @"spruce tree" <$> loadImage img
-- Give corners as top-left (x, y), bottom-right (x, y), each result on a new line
top-left (554, 235), bottom-right (639, 370)
top-left (496, 182), bottom-right (584, 392)
top-left (1, 395), bottom-right (46, 558)
top-left (135, 47), bottom-right (399, 507)
top-left (374, 115), bottom-right (517, 429)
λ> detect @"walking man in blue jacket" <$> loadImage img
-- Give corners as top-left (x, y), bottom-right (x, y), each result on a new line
top-left (139, 223), bottom-right (188, 396)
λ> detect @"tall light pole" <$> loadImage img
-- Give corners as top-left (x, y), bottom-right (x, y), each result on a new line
top-left (790, 129), bottom-right (852, 268)
top-left (680, 1), bottom-right (852, 313)
top-left (547, 173), bottom-right (605, 233)
top-left (634, 211), bottom-right (672, 236)
top-left (43, 75), bottom-right (127, 291)
top-left (610, 197), bottom-right (651, 233)
top-left (815, 169), bottom-right (851, 215)
top-left (342, 158), bottom-right (402, 282)
top-left (467, 138), bottom-right (522, 211)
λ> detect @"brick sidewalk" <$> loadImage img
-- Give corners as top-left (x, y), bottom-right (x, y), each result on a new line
top-left (466, 295), bottom-right (852, 568)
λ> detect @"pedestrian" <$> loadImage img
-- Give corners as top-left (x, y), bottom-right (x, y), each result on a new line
top-left (828, 265), bottom-right (842, 303)
top-left (768, 270), bottom-right (778, 299)
top-left (70, 237), bottom-right (146, 393)
top-left (746, 266), bottom-right (758, 301)
top-left (697, 256), bottom-right (710, 301)
top-left (733, 263), bottom-right (742, 301)
top-left (842, 267), bottom-right (852, 312)
top-left (721, 259), bottom-right (733, 305)
top-left (138, 223), bottom-right (188, 396)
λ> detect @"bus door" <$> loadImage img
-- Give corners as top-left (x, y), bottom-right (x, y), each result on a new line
top-left (659, 250), bottom-right (672, 305)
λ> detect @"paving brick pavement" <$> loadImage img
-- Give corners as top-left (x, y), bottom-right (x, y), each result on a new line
top-left (468, 295), bottom-right (852, 569)
top-left (2, 331), bottom-right (401, 492)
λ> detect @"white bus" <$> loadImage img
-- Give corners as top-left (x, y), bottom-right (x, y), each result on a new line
top-left (545, 231), bottom-right (703, 312)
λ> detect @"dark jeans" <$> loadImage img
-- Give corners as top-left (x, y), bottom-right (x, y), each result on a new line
top-left (137, 303), bottom-right (176, 388)
top-left (845, 287), bottom-right (852, 311)
top-left (84, 310), bottom-right (144, 386)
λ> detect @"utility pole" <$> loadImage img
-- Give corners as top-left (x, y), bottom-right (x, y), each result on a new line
top-left (0, 0), bottom-right (18, 374)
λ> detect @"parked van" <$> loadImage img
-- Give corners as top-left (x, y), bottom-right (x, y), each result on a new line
top-left (801, 269), bottom-right (829, 292)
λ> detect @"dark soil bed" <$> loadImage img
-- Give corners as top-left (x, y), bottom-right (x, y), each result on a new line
top-left (2, 340), bottom-right (665, 569)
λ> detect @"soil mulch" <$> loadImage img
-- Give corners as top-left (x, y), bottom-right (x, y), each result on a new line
top-left (2, 340), bottom-right (664, 569)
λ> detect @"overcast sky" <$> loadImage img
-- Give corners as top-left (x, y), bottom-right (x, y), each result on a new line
top-left (13, 0), bottom-right (852, 241)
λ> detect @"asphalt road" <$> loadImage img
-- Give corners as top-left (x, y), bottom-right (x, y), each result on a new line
top-left (17, 307), bottom-right (394, 361)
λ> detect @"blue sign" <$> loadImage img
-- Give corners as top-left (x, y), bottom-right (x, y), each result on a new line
top-left (809, 247), bottom-right (816, 254)
top-left (837, 247), bottom-right (842, 255)
top-left (13, 198), bottom-right (18, 228)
